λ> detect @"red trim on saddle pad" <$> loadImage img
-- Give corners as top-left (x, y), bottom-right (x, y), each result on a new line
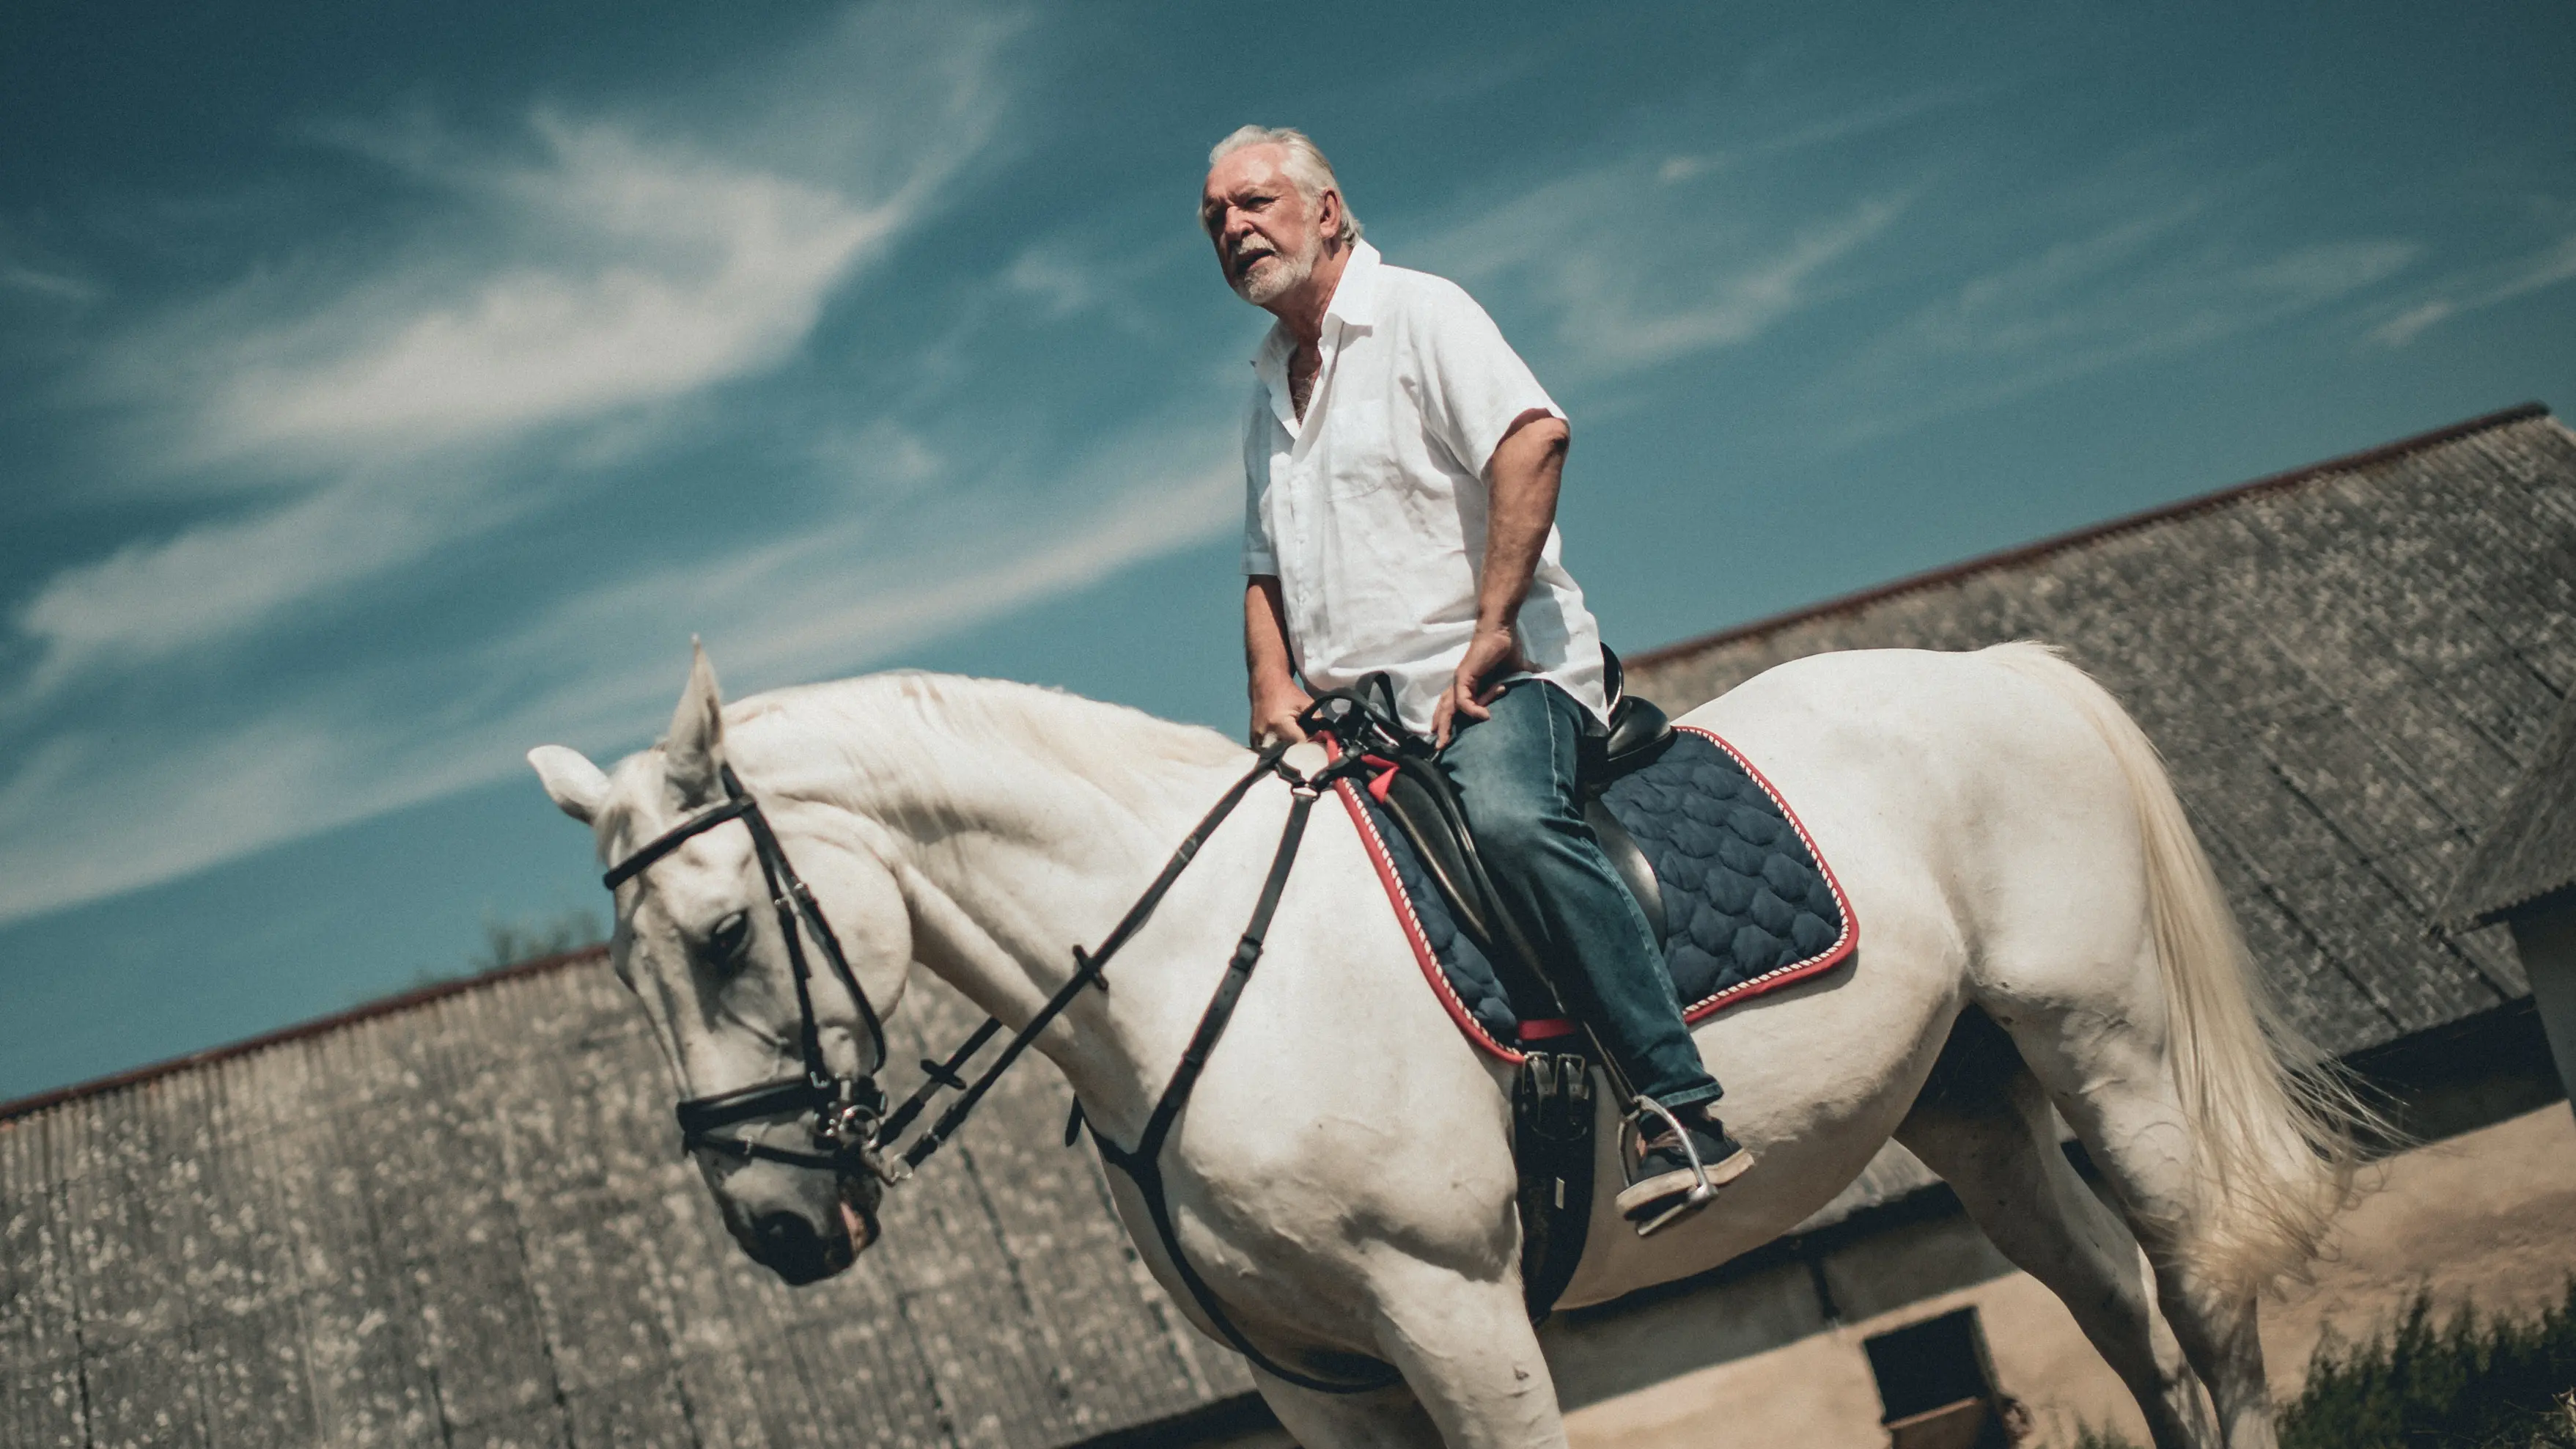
top-left (1332, 724), bottom-right (1860, 1065)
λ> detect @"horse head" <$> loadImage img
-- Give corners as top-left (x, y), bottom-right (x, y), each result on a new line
top-left (527, 643), bottom-right (911, 1285)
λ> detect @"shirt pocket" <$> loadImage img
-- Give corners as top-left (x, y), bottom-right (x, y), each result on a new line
top-left (1322, 398), bottom-right (1394, 499)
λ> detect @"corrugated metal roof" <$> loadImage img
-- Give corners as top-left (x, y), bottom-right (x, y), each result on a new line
top-left (1628, 403), bottom-right (2576, 1054)
top-left (1, 958), bottom-right (1251, 1448)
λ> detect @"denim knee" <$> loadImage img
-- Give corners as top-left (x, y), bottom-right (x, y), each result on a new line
top-left (1460, 794), bottom-right (1561, 871)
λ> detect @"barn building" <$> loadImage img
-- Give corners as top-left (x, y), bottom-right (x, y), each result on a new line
top-left (4, 404), bottom-right (2575, 1449)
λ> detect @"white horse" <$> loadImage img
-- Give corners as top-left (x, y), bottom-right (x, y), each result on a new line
top-left (527, 641), bottom-right (2370, 1449)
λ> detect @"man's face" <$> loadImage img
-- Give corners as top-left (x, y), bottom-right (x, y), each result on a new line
top-left (1201, 145), bottom-right (1331, 307)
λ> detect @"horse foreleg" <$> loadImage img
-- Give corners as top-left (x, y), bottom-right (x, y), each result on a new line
top-left (1347, 1263), bottom-right (1569, 1449)
top-left (1899, 1036), bottom-right (2216, 1449)
top-left (1255, 1374), bottom-right (1448, 1449)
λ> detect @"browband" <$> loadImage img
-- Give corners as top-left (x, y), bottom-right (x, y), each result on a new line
top-left (602, 796), bottom-right (756, 891)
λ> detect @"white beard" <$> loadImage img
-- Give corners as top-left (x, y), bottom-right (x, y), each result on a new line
top-left (1232, 234), bottom-right (1320, 306)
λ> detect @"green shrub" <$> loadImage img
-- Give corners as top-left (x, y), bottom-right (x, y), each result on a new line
top-left (465, 908), bottom-right (605, 974)
top-left (2281, 1281), bottom-right (2576, 1449)
top-left (2061, 1282), bottom-right (2576, 1449)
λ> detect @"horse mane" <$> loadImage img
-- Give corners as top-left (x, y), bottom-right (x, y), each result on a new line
top-left (724, 671), bottom-right (1249, 822)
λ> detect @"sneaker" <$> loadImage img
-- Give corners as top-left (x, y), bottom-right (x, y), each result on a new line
top-left (1614, 1110), bottom-right (1753, 1236)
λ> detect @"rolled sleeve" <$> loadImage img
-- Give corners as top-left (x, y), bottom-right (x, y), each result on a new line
top-left (1241, 494), bottom-right (1278, 574)
top-left (1417, 282), bottom-right (1564, 480)
top-left (1240, 403), bottom-right (1279, 576)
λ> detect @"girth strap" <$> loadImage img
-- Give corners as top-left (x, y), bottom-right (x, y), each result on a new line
top-left (1093, 779), bottom-right (1405, 1395)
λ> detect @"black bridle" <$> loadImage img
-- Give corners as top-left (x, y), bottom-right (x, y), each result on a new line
top-left (603, 763), bottom-right (894, 1177)
top-left (597, 687), bottom-right (1413, 1393)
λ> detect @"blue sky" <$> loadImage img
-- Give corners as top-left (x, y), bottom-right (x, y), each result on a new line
top-left (4, 1), bottom-right (2572, 1098)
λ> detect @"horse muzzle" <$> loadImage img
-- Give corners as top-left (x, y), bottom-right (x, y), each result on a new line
top-left (837, 1170), bottom-right (884, 1256)
top-left (729, 1169), bottom-right (878, 1285)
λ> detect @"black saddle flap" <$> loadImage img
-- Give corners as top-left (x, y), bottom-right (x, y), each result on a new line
top-left (1376, 755), bottom-right (1493, 942)
top-left (1375, 756), bottom-right (1577, 1020)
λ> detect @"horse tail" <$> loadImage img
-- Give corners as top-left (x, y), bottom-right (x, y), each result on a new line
top-left (1981, 640), bottom-right (2380, 1299)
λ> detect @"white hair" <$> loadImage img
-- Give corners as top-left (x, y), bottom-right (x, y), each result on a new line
top-left (1206, 125), bottom-right (1362, 243)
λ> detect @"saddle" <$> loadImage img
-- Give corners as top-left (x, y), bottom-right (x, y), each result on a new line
top-left (1313, 655), bottom-right (1855, 1310)
top-left (1305, 655), bottom-right (1675, 1316)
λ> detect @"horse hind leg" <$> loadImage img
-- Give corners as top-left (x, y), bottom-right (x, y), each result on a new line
top-left (1979, 638), bottom-right (2360, 1448)
top-left (1897, 1009), bottom-right (2217, 1449)
top-left (2006, 1003), bottom-right (2281, 1449)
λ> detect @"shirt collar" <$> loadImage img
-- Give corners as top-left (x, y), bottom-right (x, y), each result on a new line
top-left (1251, 238), bottom-right (1383, 374)
top-left (1324, 238), bottom-right (1382, 330)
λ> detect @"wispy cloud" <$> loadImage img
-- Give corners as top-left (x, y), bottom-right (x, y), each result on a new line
top-left (1653, 87), bottom-right (1984, 184)
top-left (1421, 154), bottom-right (1926, 378)
top-left (15, 12), bottom-right (1007, 703)
top-left (487, 416), bottom-right (1239, 706)
top-left (0, 262), bottom-right (100, 304)
top-left (183, 120), bottom-right (901, 463)
top-left (0, 419), bottom-right (1237, 925)
top-left (2369, 229), bottom-right (2576, 348)
top-left (1568, 188), bottom-right (1918, 372)
top-left (1387, 91), bottom-right (2001, 381)
top-left (0, 4), bottom-right (1114, 916)
top-left (1813, 199), bottom-right (2419, 444)
top-left (12, 474), bottom-right (487, 700)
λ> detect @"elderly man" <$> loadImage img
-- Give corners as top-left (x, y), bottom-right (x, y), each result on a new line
top-left (1201, 125), bottom-right (1752, 1231)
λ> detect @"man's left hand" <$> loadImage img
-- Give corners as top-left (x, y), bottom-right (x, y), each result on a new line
top-left (1433, 624), bottom-right (1529, 747)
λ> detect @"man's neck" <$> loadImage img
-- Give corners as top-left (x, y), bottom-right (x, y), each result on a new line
top-left (1262, 240), bottom-right (1353, 349)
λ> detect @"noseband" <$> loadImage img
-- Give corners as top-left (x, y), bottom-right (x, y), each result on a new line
top-left (603, 763), bottom-right (894, 1178)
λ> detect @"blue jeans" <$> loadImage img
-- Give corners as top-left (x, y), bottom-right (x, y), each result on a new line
top-left (1438, 680), bottom-right (1724, 1113)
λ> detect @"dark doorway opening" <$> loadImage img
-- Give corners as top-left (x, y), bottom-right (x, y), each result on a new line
top-left (1863, 1307), bottom-right (2022, 1449)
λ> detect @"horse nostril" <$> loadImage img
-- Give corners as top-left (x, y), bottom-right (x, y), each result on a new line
top-left (753, 1210), bottom-right (812, 1253)
top-left (745, 1208), bottom-right (847, 1285)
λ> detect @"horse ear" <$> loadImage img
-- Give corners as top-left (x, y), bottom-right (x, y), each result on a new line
top-left (527, 746), bottom-right (611, 824)
top-left (664, 638), bottom-right (726, 806)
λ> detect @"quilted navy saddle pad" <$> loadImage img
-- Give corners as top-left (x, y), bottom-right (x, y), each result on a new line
top-left (1335, 726), bottom-right (1856, 1062)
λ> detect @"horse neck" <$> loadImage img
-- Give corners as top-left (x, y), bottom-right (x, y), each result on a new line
top-left (743, 677), bottom-right (1248, 1118)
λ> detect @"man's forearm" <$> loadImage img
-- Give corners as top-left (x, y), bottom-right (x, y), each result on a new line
top-left (1245, 575), bottom-right (1299, 688)
top-left (1479, 414), bottom-right (1569, 631)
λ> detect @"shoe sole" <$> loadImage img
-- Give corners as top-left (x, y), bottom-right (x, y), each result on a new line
top-left (1613, 1146), bottom-right (1756, 1224)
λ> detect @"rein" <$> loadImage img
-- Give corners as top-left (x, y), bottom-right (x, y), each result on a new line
top-left (598, 690), bottom-right (1408, 1393)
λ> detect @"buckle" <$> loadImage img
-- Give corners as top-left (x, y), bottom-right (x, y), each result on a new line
top-left (1277, 739), bottom-right (1331, 786)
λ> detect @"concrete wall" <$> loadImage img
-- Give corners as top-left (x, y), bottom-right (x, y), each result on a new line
top-left (1559, 1104), bottom-right (2576, 1448)
top-left (2508, 905), bottom-right (2576, 1112)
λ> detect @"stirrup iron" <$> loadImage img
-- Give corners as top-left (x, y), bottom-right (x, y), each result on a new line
top-left (1624, 1095), bottom-right (1720, 1239)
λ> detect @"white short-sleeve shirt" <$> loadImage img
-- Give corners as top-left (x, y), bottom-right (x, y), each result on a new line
top-left (1241, 240), bottom-right (1608, 735)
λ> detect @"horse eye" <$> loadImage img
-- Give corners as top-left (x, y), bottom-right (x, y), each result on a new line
top-left (706, 910), bottom-right (751, 968)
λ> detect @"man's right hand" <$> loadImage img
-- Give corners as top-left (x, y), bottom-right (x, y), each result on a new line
top-left (1249, 678), bottom-right (1314, 747)
top-left (1243, 576), bottom-right (1311, 746)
